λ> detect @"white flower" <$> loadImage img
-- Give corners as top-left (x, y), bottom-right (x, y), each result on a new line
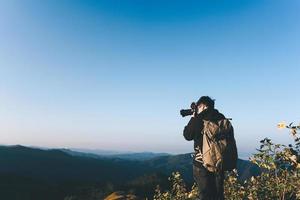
top-left (290, 155), bottom-right (297, 163)
top-left (174, 172), bottom-right (180, 179)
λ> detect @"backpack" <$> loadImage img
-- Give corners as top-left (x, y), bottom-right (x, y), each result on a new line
top-left (201, 118), bottom-right (238, 172)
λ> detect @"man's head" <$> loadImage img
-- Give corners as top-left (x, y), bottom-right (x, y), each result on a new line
top-left (196, 96), bottom-right (215, 113)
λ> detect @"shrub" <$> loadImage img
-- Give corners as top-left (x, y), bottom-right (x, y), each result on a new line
top-left (154, 122), bottom-right (300, 200)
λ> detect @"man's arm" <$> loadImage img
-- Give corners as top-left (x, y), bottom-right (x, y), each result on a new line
top-left (183, 116), bottom-right (203, 141)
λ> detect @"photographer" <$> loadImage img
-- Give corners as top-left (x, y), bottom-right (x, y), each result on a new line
top-left (182, 96), bottom-right (226, 200)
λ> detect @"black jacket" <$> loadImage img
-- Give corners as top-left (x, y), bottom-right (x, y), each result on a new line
top-left (183, 108), bottom-right (225, 166)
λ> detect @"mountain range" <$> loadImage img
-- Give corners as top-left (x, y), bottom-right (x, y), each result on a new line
top-left (0, 145), bottom-right (260, 200)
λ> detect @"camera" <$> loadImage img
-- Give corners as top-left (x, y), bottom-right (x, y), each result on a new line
top-left (180, 102), bottom-right (197, 117)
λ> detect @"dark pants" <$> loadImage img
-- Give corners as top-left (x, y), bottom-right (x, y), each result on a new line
top-left (193, 164), bottom-right (225, 200)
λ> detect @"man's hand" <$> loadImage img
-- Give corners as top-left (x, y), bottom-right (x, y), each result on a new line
top-left (192, 112), bottom-right (196, 118)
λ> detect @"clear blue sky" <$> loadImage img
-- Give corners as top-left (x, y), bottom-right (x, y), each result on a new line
top-left (0, 0), bottom-right (299, 157)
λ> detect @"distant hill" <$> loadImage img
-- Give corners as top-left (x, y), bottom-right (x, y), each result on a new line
top-left (69, 148), bottom-right (132, 156)
top-left (62, 148), bottom-right (169, 161)
top-left (0, 145), bottom-right (162, 200)
top-left (145, 153), bottom-right (260, 183)
top-left (0, 145), bottom-right (259, 200)
top-left (106, 152), bottom-right (170, 161)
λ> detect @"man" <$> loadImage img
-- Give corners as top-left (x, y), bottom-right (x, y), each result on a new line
top-left (183, 96), bottom-right (226, 200)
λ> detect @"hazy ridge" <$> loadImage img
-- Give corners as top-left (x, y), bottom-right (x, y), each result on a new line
top-left (0, 145), bottom-right (259, 199)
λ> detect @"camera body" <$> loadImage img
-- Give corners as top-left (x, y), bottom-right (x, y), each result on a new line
top-left (180, 102), bottom-right (197, 117)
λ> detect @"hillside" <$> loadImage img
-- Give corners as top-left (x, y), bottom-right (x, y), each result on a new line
top-left (0, 145), bottom-right (161, 199)
top-left (0, 145), bottom-right (258, 200)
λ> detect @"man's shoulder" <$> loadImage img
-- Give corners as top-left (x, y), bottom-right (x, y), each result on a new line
top-left (216, 110), bottom-right (226, 119)
top-left (204, 109), bottom-right (225, 121)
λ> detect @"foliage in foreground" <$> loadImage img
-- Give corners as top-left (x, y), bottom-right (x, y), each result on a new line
top-left (153, 122), bottom-right (300, 200)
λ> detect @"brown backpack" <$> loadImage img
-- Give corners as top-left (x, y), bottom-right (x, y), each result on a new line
top-left (202, 119), bottom-right (238, 172)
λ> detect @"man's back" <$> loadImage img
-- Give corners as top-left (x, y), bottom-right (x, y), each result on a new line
top-left (183, 108), bottom-right (225, 166)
